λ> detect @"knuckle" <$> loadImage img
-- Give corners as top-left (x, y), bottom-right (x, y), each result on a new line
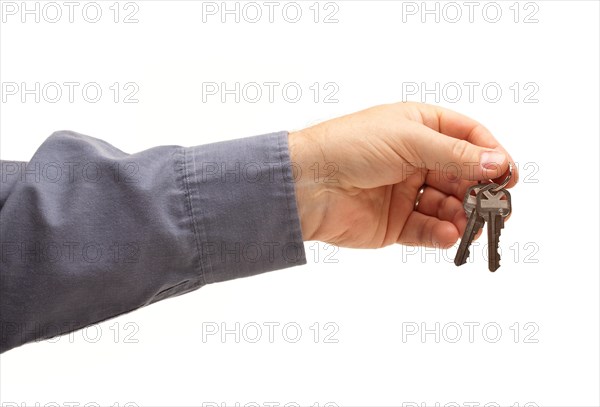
top-left (451, 139), bottom-right (471, 164)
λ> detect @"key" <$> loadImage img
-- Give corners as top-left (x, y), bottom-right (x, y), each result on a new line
top-left (476, 185), bottom-right (512, 272)
top-left (463, 184), bottom-right (483, 217)
top-left (454, 184), bottom-right (487, 267)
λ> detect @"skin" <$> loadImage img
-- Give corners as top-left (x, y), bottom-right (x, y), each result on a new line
top-left (288, 102), bottom-right (518, 249)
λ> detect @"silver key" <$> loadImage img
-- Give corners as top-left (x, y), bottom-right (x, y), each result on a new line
top-left (476, 185), bottom-right (512, 272)
top-left (463, 184), bottom-right (483, 217)
top-left (454, 184), bottom-right (486, 266)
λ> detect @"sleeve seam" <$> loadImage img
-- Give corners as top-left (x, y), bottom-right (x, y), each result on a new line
top-left (277, 132), bottom-right (306, 263)
top-left (180, 147), bottom-right (209, 286)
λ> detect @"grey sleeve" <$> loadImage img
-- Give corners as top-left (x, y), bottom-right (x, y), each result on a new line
top-left (0, 130), bottom-right (306, 353)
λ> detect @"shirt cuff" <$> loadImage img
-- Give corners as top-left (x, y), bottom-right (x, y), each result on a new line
top-left (183, 130), bottom-right (307, 284)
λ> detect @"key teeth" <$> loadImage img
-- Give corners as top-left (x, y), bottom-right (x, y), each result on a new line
top-left (489, 225), bottom-right (502, 272)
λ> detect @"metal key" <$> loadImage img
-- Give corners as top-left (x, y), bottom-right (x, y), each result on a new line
top-left (463, 184), bottom-right (483, 217)
top-left (454, 184), bottom-right (488, 266)
top-left (476, 185), bottom-right (512, 272)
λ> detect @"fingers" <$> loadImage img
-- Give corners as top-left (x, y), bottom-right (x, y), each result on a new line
top-left (424, 173), bottom-right (475, 201)
top-left (417, 103), bottom-right (500, 146)
top-left (415, 186), bottom-right (467, 232)
top-left (411, 103), bottom-right (519, 188)
top-left (389, 177), bottom-right (462, 248)
top-left (397, 211), bottom-right (459, 248)
top-left (405, 121), bottom-right (509, 182)
top-left (406, 185), bottom-right (491, 247)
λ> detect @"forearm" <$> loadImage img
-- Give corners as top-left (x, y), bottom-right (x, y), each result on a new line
top-left (0, 130), bottom-right (306, 353)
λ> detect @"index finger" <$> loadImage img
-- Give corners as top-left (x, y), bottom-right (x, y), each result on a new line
top-left (413, 103), bottom-right (519, 188)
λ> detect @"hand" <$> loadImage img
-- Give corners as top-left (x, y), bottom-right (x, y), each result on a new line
top-left (288, 102), bottom-right (518, 249)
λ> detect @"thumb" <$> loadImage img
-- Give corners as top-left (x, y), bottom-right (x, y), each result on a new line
top-left (408, 122), bottom-right (508, 181)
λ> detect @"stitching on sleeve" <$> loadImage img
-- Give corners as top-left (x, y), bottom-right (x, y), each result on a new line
top-left (276, 132), bottom-right (304, 262)
top-left (180, 147), bottom-right (207, 285)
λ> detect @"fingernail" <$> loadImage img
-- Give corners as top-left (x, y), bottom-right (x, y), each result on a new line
top-left (480, 150), bottom-right (506, 171)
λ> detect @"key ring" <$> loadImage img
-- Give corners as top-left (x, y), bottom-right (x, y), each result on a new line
top-left (489, 162), bottom-right (513, 192)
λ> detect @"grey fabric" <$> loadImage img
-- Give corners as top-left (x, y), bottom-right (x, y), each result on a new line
top-left (0, 130), bottom-right (306, 353)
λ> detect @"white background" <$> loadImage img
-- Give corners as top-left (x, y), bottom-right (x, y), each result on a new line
top-left (1, 1), bottom-right (599, 406)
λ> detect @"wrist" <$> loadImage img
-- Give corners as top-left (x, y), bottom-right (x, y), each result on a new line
top-left (288, 129), bottom-right (327, 242)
